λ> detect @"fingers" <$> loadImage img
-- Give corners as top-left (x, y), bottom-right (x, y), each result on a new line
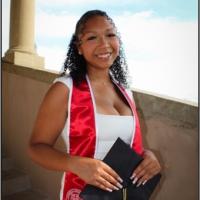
top-left (130, 150), bottom-right (161, 187)
top-left (133, 161), bottom-right (154, 179)
top-left (133, 165), bottom-right (157, 187)
top-left (103, 163), bottom-right (123, 183)
top-left (88, 161), bottom-right (123, 192)
top-left (98, 163), bottom-right (123, 191)
top-left (92, 171), bottom-right (122, 192)
top-left (101, 171), bottom-right (123, 188)
top-left (96, 176), bottom-right (120, 192)
top-left (96, 182), bottom-right (113, 192)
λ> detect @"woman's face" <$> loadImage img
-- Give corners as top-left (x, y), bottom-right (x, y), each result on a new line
top-left (78, 16), bottom-right (120, 71)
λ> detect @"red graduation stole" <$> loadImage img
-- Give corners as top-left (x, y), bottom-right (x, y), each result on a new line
top-left (61, 76), bottom-right (144, 200)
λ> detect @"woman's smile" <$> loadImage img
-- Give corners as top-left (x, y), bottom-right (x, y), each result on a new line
top-left (95, 52), bottom-right (112, 59)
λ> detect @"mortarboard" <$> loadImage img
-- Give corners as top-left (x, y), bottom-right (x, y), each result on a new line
top-left (80, 137), bottom-right (161, 200)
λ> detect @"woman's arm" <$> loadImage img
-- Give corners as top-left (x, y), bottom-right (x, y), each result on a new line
top-left (28, 82), bottom-right (122, 192)
top-left (28, 82), bottom-right (71, 171)
top-left (130, 93), bottom-right (162, 186)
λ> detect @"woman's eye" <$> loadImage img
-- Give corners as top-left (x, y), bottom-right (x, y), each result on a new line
top-left (107, 33), bottom-right (116, 37)
top-left (87, 36), bottom-right (97, 40)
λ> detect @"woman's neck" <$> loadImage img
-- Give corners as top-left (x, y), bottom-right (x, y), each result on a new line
top-left (87, 68), bottom-right (112, 85)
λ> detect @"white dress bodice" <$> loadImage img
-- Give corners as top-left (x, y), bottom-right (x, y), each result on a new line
top-left (95, 113), bottom-right (134, 160)
top-left (53, 75), bottom-right (135, 160)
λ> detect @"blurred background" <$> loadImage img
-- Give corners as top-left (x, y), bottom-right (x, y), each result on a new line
top-left (2, 0), bottom-right (198, 105)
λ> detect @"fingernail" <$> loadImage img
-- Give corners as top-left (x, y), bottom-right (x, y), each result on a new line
top-left (132, 177), bottom-right (138, 184)
top-left (118, 177), bottom-right (123, 183)
top-left (106, 188), bottom-right (113, 192)
top-left (130, 173), bottom-right (136, 180)
top-left (116, 182), bottom-right (123, 189)
top-left (113, 186), bottom-right (119, 190)
top-left (142, 180), bottom-right (147, 185)
top-left (136, 182), bottom-right (142, 187)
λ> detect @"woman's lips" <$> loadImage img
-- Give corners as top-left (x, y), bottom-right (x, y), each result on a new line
top-left (96, 52), bottom-right (112, 59)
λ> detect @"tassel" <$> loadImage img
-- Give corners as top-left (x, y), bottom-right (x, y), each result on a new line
top-left (123, 188), bottom-right (127, 200)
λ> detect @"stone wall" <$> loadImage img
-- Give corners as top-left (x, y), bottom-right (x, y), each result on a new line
top-left (2, 62), bottom-right (198, 200)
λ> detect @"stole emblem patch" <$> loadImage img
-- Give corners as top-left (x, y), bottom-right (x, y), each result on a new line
top-left (66, 188), bottom-right (82, 200)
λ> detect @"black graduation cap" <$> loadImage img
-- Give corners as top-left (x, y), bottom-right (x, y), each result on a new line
top-left (80, 137), bottom-right (161, 200)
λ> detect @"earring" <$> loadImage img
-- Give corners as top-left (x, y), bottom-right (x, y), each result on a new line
top-left (78, 51), bottom-right (82, 55)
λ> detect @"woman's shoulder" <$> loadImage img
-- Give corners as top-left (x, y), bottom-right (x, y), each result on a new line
top-left (53, 74), bottom-right (72, 89)
top-left (47, 74), bottom-right (72, 102)
top-left (42, 75), bottom-right (71, 109)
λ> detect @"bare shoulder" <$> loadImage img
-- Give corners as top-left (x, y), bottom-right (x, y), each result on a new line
top-left (43, 81), bottom-right (69, 109)
top-left (30, 82), bottom-right (70, 145)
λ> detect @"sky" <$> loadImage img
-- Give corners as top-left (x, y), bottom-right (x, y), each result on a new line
top-left (2, 0), bottom-right (198, 105)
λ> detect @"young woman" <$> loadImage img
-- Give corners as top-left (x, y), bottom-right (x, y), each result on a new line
top-left (28, 10), bottom-right (161, 200)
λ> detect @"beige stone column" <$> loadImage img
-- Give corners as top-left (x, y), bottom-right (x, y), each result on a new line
top-left (3, 0), bottom-right (44, 69)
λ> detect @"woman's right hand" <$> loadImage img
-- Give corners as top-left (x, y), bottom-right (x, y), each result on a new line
top-left (70, 156), bottom-right (123, 192)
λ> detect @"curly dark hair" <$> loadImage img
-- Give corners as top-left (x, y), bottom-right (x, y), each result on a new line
top-left (61, 10), bottom-right (129, 87)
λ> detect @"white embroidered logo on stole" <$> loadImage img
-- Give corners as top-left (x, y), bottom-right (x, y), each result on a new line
top-left (66, 188), bottom-right (82, 200)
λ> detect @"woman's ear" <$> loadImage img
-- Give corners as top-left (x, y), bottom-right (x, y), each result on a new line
top-left (76, 41), bottom-right (82, 55)
top-left (77, 46), bottom-right (83, 55)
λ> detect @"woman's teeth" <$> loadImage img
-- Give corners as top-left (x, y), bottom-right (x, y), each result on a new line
top-left (96, 53), bottom-right (111, 58)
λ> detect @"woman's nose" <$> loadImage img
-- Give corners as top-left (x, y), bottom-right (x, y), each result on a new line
top-left (98, 36), bottom-right (109, 46)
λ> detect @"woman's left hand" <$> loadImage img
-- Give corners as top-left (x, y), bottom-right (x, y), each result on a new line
top-left (130, 149), bottom-right (161, 187)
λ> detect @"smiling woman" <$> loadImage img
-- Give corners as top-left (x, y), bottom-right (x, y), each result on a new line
top-left (28, 10), bottom-right (161, 200)
top-left (2, 1), bottom-right (198, 200)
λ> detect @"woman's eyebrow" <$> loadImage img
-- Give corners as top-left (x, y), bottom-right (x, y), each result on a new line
top-left (82, 27), bottom-right (116, 34)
